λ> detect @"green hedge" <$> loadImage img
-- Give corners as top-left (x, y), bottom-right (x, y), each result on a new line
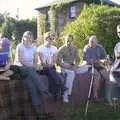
top-left (61, 4), bottom-right (120, 56)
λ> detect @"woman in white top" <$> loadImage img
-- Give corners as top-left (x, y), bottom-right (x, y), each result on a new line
top-left (14, 31), bottom-right (51, 112)
top-left (37, 32), bottom-right (64, 101)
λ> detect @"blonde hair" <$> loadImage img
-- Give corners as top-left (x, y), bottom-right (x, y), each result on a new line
top-left (22, 31), bottom-right (34, 43)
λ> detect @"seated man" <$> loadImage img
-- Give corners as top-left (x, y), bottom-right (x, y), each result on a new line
top-left (57, 34), bottom-right (80, 103)
top-left (83, 35), bottom-right (109, 100)
top-left (37, 32), bottom-right (64, 100)
top-left (0, 37), bottom-right (13, 80)
top-left (14, 31), bottom-right (51, 115)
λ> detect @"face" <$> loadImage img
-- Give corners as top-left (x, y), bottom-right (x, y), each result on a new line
top-left (117, 26), bottom-right (120, 38)
top-left (89, 37), bottom-right (97, 48)
top-left (44, 36), bottom-right (54, 46)
top-left (65, 36), bottom-right (73, 46)
top-left (23, 35), bottom-right (33, 47)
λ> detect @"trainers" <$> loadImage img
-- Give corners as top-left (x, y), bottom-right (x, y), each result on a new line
top-left (63, 95), bottom-right (69, 103)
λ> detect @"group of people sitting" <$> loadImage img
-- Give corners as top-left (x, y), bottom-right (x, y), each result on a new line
top-left (0, 24), bottom-right (120, 114)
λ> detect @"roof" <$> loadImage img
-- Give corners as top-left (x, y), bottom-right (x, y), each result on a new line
top-left (35, 0), bottom-right (80, 10)
top-left (104, 0), bottom-right (120, 6)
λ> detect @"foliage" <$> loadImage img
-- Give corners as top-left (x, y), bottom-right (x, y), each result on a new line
top-left (49, 0), bottom-right (69, 33)
top-left (39, 14), bottom-right (47, 36)
top-left (61, 4), bottom-right (120, 56)
top-left (1, 17), bottom-right (37, 47)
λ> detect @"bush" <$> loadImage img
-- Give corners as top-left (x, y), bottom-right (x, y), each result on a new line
top-left (61, 4), bottom-right (120, 57)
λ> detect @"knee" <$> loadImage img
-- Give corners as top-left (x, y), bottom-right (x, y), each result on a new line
top-left (67, 70), bottom-right (75, 79)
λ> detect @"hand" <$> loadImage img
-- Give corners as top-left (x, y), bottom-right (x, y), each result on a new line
top-left (95, 60), bottom-right (100, 64)
top-left (36, 64), bottom-right (43, 71)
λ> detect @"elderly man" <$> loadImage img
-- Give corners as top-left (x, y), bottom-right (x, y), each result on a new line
top-left (57, 34), bottom-right (80, 103)
top-left (83, 35), bottom-right (109, 101)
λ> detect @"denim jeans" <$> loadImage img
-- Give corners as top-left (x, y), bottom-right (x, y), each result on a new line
top-left (19, 66), bottom-right (47, 106)
top-left (105, 81), bottom-right (120, 105)
top-left (40, 67), bottom-right (63, 96)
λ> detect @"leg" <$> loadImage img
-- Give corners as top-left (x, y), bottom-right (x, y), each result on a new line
top-left (100, 69), bottom-right (109, 81)
top-left (41, 67), bottom-right (63, 98)
top-left (24, 75), bottom-right (41, 106)
top-left (62, 68), bottom-right (75, 103)
top-left (20, 66), bottom-right (48, 92)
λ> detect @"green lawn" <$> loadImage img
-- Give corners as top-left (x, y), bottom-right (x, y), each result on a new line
top-left (53, 103), bottom-right (120, 120)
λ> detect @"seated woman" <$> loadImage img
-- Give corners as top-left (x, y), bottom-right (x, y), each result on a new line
top-left (0, 37), bottom-right (13, 80)
top-left (14, 31), bottom-right (51, 114)
top-left (37, 32), bottom-right (64, 100)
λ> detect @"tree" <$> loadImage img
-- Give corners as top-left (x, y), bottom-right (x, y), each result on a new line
top-left (61, 4), bottom-right (120, 56)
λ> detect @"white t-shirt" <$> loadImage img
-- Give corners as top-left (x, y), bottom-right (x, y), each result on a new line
top-left (37, 44), bottom-right (57, 65)
top-left (14, 43), bottom-right (36, 66)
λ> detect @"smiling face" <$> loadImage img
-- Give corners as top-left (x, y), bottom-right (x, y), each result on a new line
top-left (44, 32), bottom-right (55, 47)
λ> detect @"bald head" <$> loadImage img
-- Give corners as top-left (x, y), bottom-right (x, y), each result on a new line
top-left (88, 35), bottom-right (97, 48)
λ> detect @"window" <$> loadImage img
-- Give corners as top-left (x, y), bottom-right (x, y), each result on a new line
top-left (69, 6), bottom-right (76, 18)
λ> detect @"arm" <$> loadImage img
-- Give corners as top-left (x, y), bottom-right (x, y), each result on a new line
top-left (74, 47), bottom-right (80, 66)
top-left (33, 52), bottom-right (38, 68)
top-left (57, 47), bottom-right (64, 67)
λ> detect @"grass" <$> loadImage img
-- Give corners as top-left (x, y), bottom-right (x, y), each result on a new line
top-left (53, 103), bottom-right (120, 120)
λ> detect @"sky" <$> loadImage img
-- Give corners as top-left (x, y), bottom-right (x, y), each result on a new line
top-left (0, 0), bottom-right (120, 19)
top-left (0, 0), bottom-right (54, 19)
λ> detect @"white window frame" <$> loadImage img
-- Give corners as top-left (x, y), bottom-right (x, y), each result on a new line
top-left (69, 6), bottom-right (76, 18)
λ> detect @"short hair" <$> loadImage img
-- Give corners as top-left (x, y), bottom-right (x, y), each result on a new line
top-left (64, 34), bottom-right (74, 41)
top-left (44, 31), bottom-right (55, 41)
top-left (89, 35), bottom-right (97, 44)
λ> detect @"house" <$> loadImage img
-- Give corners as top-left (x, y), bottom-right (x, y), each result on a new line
top-left (35, 0), bottom-right (85, 39)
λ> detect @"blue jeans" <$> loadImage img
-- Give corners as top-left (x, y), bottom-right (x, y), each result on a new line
top-left (19, 66), bottom-right (47, 106)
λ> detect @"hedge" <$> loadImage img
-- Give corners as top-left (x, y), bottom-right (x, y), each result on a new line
top-left (60, 4), bottom-right (120, 57)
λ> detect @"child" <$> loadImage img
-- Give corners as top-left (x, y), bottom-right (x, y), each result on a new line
top-left (0, 37), bottom-right (13, 80)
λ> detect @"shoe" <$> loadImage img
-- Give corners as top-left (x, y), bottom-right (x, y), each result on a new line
top-left (63, 95), bottom-right (69, 103)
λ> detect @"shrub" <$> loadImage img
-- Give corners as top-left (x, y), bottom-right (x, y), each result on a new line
top-left (61, 4), bottom-right (120, 57)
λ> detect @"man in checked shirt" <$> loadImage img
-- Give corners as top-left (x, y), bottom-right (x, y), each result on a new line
top-left (57, 34), bottom-right (80, 103)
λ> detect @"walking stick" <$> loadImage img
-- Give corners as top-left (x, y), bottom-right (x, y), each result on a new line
top-left (84, 63), bottom-right (95, 117)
